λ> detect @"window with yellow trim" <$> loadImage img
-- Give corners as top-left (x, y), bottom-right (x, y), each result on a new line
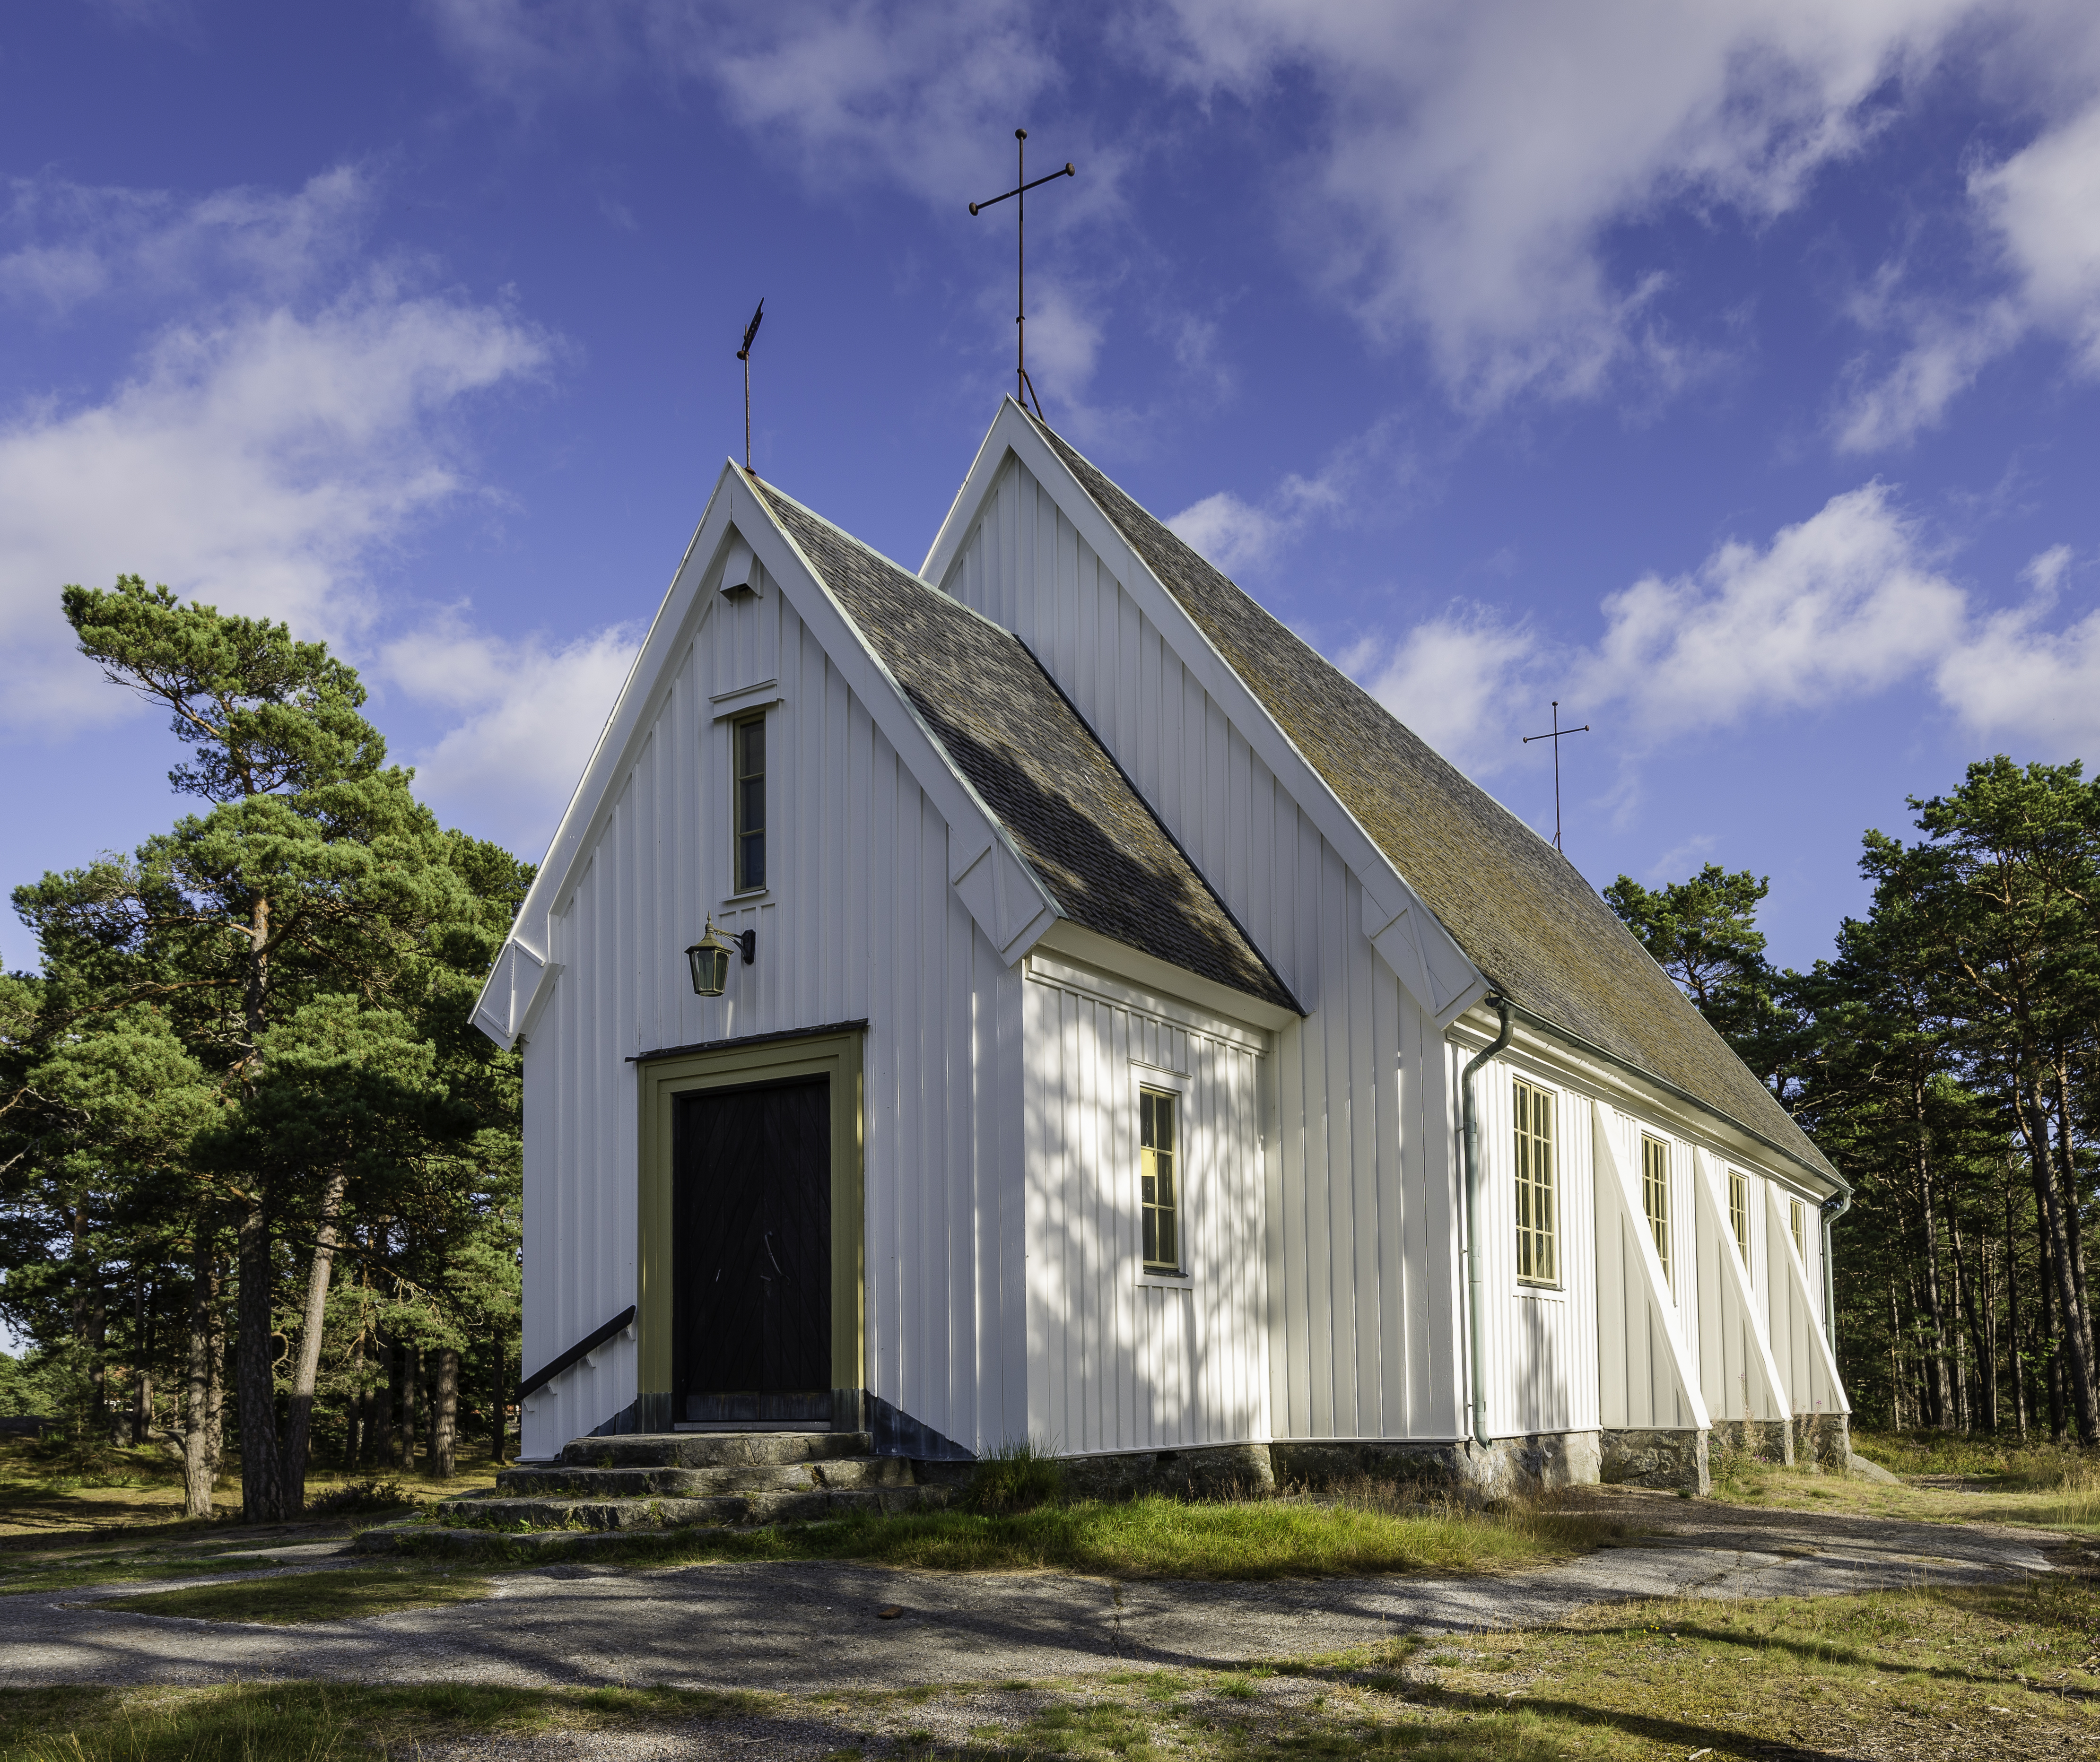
top-left (1140, 1087), bottom-right (1179, 1273)
top-left (1513, 1077), bottom-right (1558, 1286)
top-left (1789, 1196), bottom-right (1805, 1259)
top-left (1641, 1134), bottom-right (1671, 1284)
top-left (1728, 1169), bottom-right (1751, 1265)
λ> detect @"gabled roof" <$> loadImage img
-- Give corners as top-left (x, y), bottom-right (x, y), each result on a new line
top-left (1022, 416), bottom-right (1839, 1187)
top-left (754, 478), bottom-right (1298, 1015)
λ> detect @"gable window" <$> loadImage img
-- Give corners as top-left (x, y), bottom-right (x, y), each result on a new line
top-left (1641, 1134), bottom-right (1671, 1284)
top-left (1789, 1196), bottom-right (1805, 1259)
top-left (1513, 1077), bottom-right (1558, 1286)
top-left (1140, 1087), bottom-right (1179, 1273)
top-left (732, 713), bottom-right (767, 892)
top-left (1728, 1169), bottom-right (1751, 1265)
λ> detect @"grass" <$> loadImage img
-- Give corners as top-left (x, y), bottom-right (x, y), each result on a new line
top-left (95, 1565), bottom-right (493, 1625)
top-left (9, 1577), bottom-right (2100, 1759)
top-left (0, 1684), bottom-right (767, 1762)
top-left (414, 1483), bottom-right (1629, 1581)
top-left (0, 1435), bottom-right (498, 1541)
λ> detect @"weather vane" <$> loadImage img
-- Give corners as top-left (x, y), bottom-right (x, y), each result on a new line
top-left (969, 130), bottom-right (1075, 418)
top-left (736, 297), bottom-right (764, 472)
top-left (1522, 701), bottom-right (1590, 854)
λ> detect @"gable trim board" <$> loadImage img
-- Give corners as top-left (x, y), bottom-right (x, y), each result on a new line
top-left (923, 403), bottom-right (1842, 1202)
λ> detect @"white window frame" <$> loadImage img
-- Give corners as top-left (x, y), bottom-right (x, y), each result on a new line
top-left (1640, 1132), bottom-right (1673, 1291)
top-left (1132, 1063), bottom-right (1193, 1288)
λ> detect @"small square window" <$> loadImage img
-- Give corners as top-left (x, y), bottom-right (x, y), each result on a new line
top-left (1513, 1077), bottom-right (1558, 1285)
top-left (1140, 1087), bottom-right (1179, 1273)
top-left (1641, 1134), bottom-right (1671, 1285)
top-left (733, 713), bottom-right (766, 893)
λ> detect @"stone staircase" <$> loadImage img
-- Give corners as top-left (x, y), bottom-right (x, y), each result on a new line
top-left (429, 1430), bottom-right (958, 1534)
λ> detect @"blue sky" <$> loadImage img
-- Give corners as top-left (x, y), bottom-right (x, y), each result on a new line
top-left (5, 0), bottom-right (2100, 975)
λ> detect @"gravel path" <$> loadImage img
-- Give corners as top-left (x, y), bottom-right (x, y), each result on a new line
top-left (0, 1492), bottom-right (2059, 1695)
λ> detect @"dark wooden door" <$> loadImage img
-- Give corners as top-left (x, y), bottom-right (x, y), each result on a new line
top-left (671, 1076), bottom-right (831, 1424)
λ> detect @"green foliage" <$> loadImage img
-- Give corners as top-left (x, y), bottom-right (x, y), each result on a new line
top-left (967, 1438), bottom-right (1066, 1512)
top-left (0, 577), bottom-right (526, 1496)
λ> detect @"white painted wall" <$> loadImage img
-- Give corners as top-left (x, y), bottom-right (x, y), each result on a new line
top-left (941, 456), bottom-right (1466, 1443)
top-left (1458, 1049), bottom-right (1603, 1438)
top-left (1592, 1102), bottom-right (1708, 1433)
top-left (519, 569), bottom-right (1028, 1458)
top-left (1021, 957), bottom-right (1270, 1455)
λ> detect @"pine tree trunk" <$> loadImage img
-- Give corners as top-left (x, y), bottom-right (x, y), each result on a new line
top-left (235, 1200), bottom-right (291, 1521)
top-left (2031, 1081), bottom-right (2098, 1443)
top-left (179, 1243), bottom-right (219, 1519)
top-left (129, 1279), bottom-right (150, 1446)
top-left (1915, 1129), bottom-right (1956, 1429)
top-left (2005, 1167), bottom-right (2028, 1436)
top-left (433, 1348), bottom-right (459, 1478)
top-left (279, 1168), bottom-right (349, 1510)
top-left (346, 1330), bottom-right (366, 1469)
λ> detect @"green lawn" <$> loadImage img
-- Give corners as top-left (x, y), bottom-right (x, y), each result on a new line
top-left (410, 1488), bottom-right (1631, 1580)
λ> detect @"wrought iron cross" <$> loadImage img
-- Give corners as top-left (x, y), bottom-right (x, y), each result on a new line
top-left (1522, 701), bottom-right (1590, 854)
top-left (970, 129), bottom-right (1075, 418)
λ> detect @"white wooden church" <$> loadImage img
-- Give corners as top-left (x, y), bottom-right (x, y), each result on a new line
top-left (474, 400), bottom-right (1853, 1490)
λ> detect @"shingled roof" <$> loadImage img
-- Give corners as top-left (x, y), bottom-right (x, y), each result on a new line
top-left (755, 479), bottom-right (1298, 1016)
top-left (1028, 418), bottom-right (1839, 1187)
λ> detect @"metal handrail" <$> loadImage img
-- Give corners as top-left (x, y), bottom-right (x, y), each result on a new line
top-left (516, 1304), bottom-right (636, 1400)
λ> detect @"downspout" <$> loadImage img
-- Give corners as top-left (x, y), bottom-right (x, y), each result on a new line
top-left (1819, 1189), bottom-right (1851, 1354)
top-left (1461, 994), bottom-right (1513, 1450)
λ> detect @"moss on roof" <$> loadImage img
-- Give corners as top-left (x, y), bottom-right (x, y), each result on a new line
top-left (1030, 419), bottom-right (1838, 1186)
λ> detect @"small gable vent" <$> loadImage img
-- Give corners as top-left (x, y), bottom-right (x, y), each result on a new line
top-left (719, 536), bottom-right (762, 599)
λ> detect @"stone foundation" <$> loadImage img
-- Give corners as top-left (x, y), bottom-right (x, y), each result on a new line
top-left (1272, 1431), bottom-right (1602, 1498)
top-left (1057, 1443), bottom-right (1276, 1502)
top-left (1792, 1412), bottom-right (1851, 1470)
top-left (1709, 1417), bottom-right (1795, 1466)
top-left (1599, 1427), bottom-right (1711, 1494)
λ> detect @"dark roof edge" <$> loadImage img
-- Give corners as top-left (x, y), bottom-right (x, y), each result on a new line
top-left (1015, 635), bottom-right (1306, 1018)
top-left (1480, 996), bottom-right (1846, 1195)
top-left (628, 1021), bottom-right (870, 1064)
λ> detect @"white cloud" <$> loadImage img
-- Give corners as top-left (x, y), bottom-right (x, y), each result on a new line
top-left (1934, 547), bottom-right (2100, 756)
top-left (1577, 482), bottom-right (1968, 733)
top-left (1344, 607), bottom-right (1540, 773)
top-left (382, 616), bottom-right (642, 856)
top-left (1831, 298), bottom-right (2023, 452)
top-left (0, 174), bottom-right (551, 731)
top-left (1146, 0), bottom-right (1993, 406)
top-left (1167, 491), bottom-right (1284, 575)
top-left (1973, 93), bottom-right (2100, 370)
top-left (1342, 482), bottom-right (2001, 768)
top-left (425, 0), bottom-right (1056, 207)
top-left (0, 166), bottom-right (374, 315)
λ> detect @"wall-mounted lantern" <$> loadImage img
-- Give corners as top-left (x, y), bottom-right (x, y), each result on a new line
top-left (684, 919), bottom-right (758, 997)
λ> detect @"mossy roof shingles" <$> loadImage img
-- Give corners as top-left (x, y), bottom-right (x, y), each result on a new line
top-left (1030, 419), bottom-right (1839, 1187)
top-left (757, 481), bottom-right (1296, 1014)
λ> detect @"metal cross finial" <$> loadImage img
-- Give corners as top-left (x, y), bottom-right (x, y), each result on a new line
top-left (736, 297), bottom-right (764, 472)
top-left (969, 129), bottom-right (1075, 418)
top-left (1522, 701), bottom-right (1591, 854)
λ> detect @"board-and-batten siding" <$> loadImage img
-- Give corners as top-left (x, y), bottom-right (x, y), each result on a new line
top-left (1456, 1050), bottom-right (1603, 1438)
top-left (1023, 970), bottom-right (1268, 1454)
top-left (519, 577), bottom-right (1028, 1458)
top-left (942, 456), bottom-right (1465, 1443)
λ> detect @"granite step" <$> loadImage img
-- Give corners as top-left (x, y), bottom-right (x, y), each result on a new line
top-left (431, 1482), bottom-right (951, 1532)
top-left (494, 1457), bottom-right (916, 1499)
top-left (557, 1431), bottom-right (873, 1469)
